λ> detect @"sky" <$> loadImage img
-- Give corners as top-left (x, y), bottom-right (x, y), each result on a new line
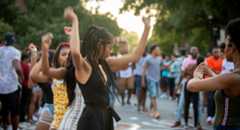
top-left (84, 0), bottom-right (148, 38)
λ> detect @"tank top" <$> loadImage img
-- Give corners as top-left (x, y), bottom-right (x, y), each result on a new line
top-left (51, 79), bottom-right (69, 129)
top-left (214, 90), bottom-right (240, 127)
top-left (78, 61), bottom-right (120, 122)
top-left (79, 66), bottom-right (109, 108)
top-left (38, 83), bottom-right (53, 104)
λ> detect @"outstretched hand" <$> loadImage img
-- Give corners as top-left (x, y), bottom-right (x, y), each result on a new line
top-left (142, 17), bottom-right (151, 28)
top-left (64, 7), bottom-right (78, 22)
top-left (41, 32), bottom-right (53, 49)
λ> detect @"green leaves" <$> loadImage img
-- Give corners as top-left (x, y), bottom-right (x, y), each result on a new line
top-left (122, 0), bottom-right (240, 55)
top-left (1, 0), bottom-right (121, 49)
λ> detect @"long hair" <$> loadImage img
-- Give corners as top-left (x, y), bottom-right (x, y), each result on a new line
top-left (64, 25), bottom-right (114, 105)
top-left (53, 42), bottom-right (70, 68)
top-left (225, 18), bottom-right (240, 53)
top-left (81, 25), bottom-right (113, 84)
top-left (64, 53), bottom-right (76, 105)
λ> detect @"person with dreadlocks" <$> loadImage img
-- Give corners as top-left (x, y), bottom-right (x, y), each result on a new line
top-left (63, 7), bottom-right (151, 130)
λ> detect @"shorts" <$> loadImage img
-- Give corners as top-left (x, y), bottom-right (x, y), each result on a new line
top-left (38, 103), bottom-right (54, 125)
top-left (32, 85), bottom-right (42, 93)
top-left (117, 77), bottom-right (134, 92)
top-left (0, 89), bottom-right (20, 117)
top-left (147, 79), bottom-right (159, 98)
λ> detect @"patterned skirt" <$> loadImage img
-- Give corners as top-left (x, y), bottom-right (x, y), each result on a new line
top-left (59, 86), bottom-right (84, 130)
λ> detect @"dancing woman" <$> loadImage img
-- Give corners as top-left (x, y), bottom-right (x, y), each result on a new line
top-left (187, 18), bottom-right (240, 130)
top-left (64, 7), bottom-right (151, 130)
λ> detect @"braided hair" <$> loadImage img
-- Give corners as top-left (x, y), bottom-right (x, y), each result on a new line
top-left (64, 25), bottom-right (115, 105)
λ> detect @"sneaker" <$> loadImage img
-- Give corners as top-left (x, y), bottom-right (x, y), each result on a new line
top-left (207, 116), bottom-right (213, 125)
top-left (184, 125), bottom-right (189, 130)
top-left (171, 121), bottom-right (181, 128)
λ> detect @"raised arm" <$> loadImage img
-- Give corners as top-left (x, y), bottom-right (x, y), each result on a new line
top-left (64, 7), bottom-right (91, 84)
top-left (41, 33), bottom-right (66, 79)
top-left (106, 17), bottom-right (151, 72)
top-left (29, 59), bottom-right (49, 83)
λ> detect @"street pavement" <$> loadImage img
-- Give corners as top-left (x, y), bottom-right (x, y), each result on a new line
top-left (18, 96), bottom-right (212, 130)
top-left (114, 96), bottom-right (212, 130)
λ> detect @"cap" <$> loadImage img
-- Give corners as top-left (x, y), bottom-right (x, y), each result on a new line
top-left (4, 32), bottom-right (16, 46)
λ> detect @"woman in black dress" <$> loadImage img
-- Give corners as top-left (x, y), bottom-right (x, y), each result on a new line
top-left (63, 7), bottom-right (151, 130)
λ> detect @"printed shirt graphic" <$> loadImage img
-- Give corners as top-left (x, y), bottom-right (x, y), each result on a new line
top-left (51, 79), bottom-right (69, 129)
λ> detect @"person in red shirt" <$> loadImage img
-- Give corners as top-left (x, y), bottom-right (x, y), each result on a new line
top-left (205, 47), bottom-right (223, 124)
top-left (20, 52), bottom-right (31, 122)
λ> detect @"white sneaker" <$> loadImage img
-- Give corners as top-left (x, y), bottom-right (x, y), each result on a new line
top-left (207, 116), bottom-right (213, 125)
top-left (184, 125), bottom-right (189, 130)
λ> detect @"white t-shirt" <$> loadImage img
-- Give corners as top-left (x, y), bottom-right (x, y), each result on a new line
top-left (133, 56), bottom-right (147, 76)
top-left (221, 59), bottom-right (234, 74)
top-left (0, 46), bottom-right (21, 94)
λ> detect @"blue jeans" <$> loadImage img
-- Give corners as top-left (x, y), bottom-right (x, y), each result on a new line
top-left (214, 125), bottom-right (240, 130)
top-left (176, 85), bottom-right (185, 121)
top-left (134, 75), bottom-right (142, 97)
top-left (208, 91), bottom-right (215, 117)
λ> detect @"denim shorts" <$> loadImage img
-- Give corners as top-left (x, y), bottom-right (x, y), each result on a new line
top-left (147, 79), bottom-right (159, 98)
top-left (38, 103), bottom-right (54, 125)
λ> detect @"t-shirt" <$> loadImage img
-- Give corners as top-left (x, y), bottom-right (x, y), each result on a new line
top-left (169, 60), bottom-right (179, 78)
top-left (205, 56), bottom-right (223, 74)
top-left (133, 56), bottom-right (147, 76)
top-left (0, 46), bottom-right (21, 94)
top-left (221, 59), bottom-right (234, 74)
top-left (181, 55), bottom-right (197, 71)
top-left (145, 55), bottom-right (161, 82)
top-left (161, 60), bottom-right (172, 78)
top-left (21, 62), bottom-right (30, 88)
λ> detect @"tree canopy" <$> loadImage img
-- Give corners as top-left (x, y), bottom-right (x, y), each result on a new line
top-left (0, 0), bottom-right (122, 49)
top-left (122, 0), bottom-right (240, 55)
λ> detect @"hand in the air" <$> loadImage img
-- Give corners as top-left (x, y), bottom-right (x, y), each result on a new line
top-left (41, 32), bottom-right (53, 49)
top-left (64, 7), bottom-right (78, 22)
top-left (142, 17), bottom-right (151, 28)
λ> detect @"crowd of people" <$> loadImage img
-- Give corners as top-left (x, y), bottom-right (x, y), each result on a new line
top-left (0, 6), bottom-right (240, 130)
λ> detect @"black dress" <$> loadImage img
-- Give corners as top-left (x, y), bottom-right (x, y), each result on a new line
top-left (77, 63), bottom-right (120, 130)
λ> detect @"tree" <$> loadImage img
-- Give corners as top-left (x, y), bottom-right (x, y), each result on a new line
top-left (0, 0), bottom-right (122, 49)
top-left (122, 0), bottom-right (240, 54)
top-left (120, 31), bottom-right (139, 52)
